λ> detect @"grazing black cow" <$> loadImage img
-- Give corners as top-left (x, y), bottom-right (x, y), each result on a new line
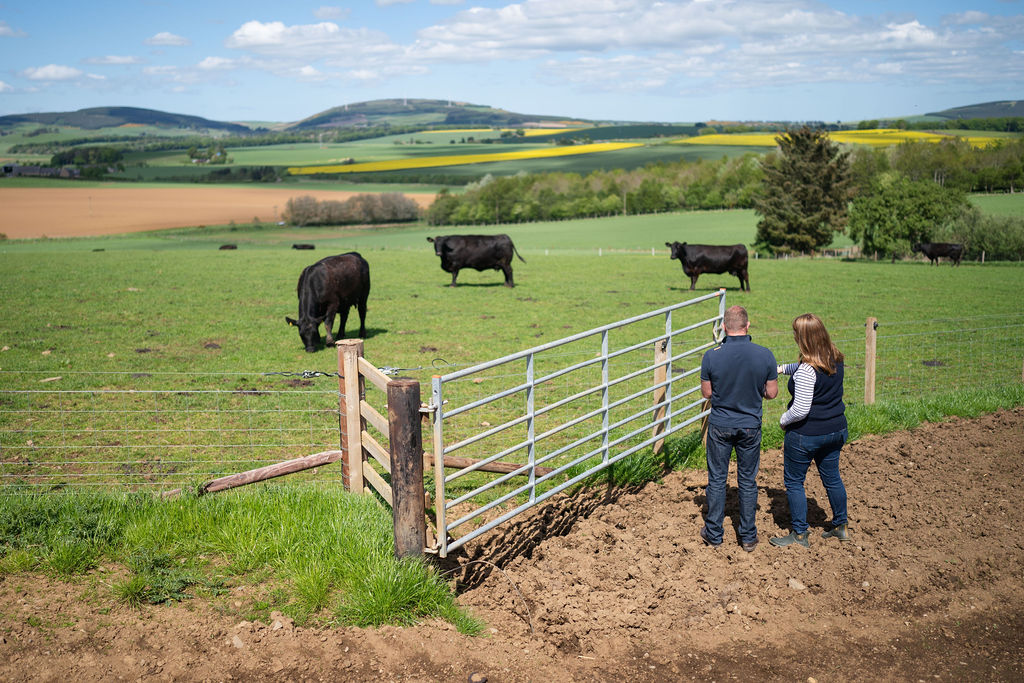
top-left (292, 243), bottom-right (316, 250)
top-left (912, 242), bottom-right (964, 266)
top-left (285, 252), bottom-right (370, 352)
top-left (427, 234), bottom-right (525, 287)
top-left (666, 242), bottom-right (750, 291)
top-left (219, 244), bottom-right (237, 250)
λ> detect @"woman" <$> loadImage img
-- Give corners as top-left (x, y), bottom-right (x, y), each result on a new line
top-left (770, 313), bottom-right (850, 548)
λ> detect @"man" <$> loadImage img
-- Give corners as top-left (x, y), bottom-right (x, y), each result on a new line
top-left (699, 305), bottom-right (778, 552)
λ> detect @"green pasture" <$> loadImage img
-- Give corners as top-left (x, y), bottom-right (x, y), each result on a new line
top-left (971, 193), bottom-right (1024, 216)
top-left (2, 204), bottom-right (1020, 392)
top-left (3, 207), bottom-right (1023, 631)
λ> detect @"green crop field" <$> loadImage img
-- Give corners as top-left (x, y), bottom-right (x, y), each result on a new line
top-left (110, 137), bottom-right (764, 182)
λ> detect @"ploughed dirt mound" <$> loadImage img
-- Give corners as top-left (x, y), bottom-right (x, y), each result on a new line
top-left (2, 409), bottom-right (1022, 681)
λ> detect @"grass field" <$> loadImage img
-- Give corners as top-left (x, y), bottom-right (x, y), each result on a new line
top-left (2, 208), bottom-right (1023, 628)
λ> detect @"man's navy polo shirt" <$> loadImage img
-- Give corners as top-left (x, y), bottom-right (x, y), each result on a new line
top-left (700, 334), bottom-right (777, 429)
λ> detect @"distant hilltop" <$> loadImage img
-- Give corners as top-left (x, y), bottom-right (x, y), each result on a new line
top-left (0, 99), bottom-right (592, 135)
top-left (288, 98), bottom-right (585, 131)
top-left (0, 106), bottom-right (254, 134)
top-left (0, 99), bottom-right (1020, 134)
top-left (925, 100), bottom-right (1021, 120)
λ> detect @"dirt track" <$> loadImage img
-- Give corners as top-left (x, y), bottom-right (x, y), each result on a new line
top-left (0, 187), bottom-right (436, 239)
top-left (1, 409), bottom-right (1022, 681)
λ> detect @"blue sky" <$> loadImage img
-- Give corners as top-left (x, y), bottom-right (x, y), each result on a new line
top-left (1, 0), bottom-right (1021, 123)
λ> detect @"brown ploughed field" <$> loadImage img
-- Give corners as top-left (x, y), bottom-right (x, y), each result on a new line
top-left (1, 409), bottom-right (1021, 681)
top-left (0, 186), bottom-right (436, 239)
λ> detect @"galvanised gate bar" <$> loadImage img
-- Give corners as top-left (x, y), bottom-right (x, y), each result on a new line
top-left (428, 290), bottom-right (727, 557)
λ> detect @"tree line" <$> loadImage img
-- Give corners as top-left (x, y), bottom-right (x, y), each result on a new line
top-left (753, 129), bottom-right (1024, 261)
top-left (283, 194), bottom-right (420, 226)
top-left (425, 136), bottom-right (1024, 228)
top-left (426, 155), bottom-right (764, 225)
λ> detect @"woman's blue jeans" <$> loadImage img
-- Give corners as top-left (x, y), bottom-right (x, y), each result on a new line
top-left (782, 428), bottom-right (848, 534)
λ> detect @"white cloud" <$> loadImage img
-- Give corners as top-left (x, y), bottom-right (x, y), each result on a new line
top-left (145, 31), bottom-right (191, 47)
top-left (225, 19), bottom-right (400, 63)
top-left (22, 64), bottom-right (85, 81)
top-left (0, 80), bottom-right (12, 92)
top-left (377, 0), bottom-right (415, 5)
top-left (227, 20), bottom-right (340, 49)
top-left (314, 6), bottom-right (350, 20)
top-left (0, 20), bottom-right (26, 37)
top-left (189, 1), bottom-right (1024, 102)
top-left (83, 55), bottom-right (143, 65)
top-left (198, 56), bottom-right (237, 70)
top-left (297, 65), bottom-right (326, 79)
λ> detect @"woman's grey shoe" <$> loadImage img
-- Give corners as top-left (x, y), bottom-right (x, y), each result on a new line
top-left (822, 524), bottom-right (850, 541)
top-left (769, 531), bottom-right (810, 548)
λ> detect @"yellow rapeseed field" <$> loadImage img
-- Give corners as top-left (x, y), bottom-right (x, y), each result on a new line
top-left (674, 129), bottom-right (1002, 148)
top-left (287, 141), bottom-right (640, 175)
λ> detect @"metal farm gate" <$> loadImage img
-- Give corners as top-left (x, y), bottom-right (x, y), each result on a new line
top-left (425, 290), bottom-right (726, 557)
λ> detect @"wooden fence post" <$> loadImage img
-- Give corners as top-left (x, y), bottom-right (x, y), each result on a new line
top-left (337, 340), bottom-right (366, 493)
top-left (652, 338), bottom-right (668, 456)
top-left (388, 379), bottom-right (426, 559)
top-left (865, 317), bottom-right (877, 405)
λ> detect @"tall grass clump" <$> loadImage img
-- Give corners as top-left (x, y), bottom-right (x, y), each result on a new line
top-left (0, 485), bottom-right (479, 631)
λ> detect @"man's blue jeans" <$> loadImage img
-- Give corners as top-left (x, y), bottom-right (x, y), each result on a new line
top-left (782, 428), bottom-right (848, 534)
top-left (704, 424), bottom-right (762, 545)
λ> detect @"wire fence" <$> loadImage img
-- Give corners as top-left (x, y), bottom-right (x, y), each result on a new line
top-left (2, 314), bottom-right (1022, 495)
top-left (0, 371), bottom-right (343, 494)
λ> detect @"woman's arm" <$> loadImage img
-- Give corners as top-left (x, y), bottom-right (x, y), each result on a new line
top-left (780, 364), bottom-right (816, 427)
top-left (777, 362), bottom-right (799, 375)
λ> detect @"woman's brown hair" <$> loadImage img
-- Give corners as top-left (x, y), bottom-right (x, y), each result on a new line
top-left (792, 313), bottom-right (844, 375)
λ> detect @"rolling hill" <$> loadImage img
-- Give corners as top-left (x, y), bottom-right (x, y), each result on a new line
top-left (0, 106), bottom-right (256, 134)
top-left (285, 98), bottom-right (585, 131)
top-left (925, 100), bottom-right (1022, 120)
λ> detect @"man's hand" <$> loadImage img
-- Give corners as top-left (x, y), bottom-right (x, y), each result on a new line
top-left (763, 379), bottom-right (778, 400)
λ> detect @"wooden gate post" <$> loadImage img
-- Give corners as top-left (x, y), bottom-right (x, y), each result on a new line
top-left (388, 379), bottom-right (426, 559)
top-left (337, 340), bottom-right (366, 493)
top-left (865, 317), bottom-right (877, 405)
top-left (652, 338), bottom-right (668, 456)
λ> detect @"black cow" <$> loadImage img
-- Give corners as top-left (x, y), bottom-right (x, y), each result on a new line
top-left (285, 252), bottom-right (370, 352)
top-left (427, 234), bottom-right (525, 287)
top-left (912, 242), bottom-right (964, 266)
top-left (292, 243), bottom-right (316, 250)
top-left (666, 242), bottom-right (749, 291)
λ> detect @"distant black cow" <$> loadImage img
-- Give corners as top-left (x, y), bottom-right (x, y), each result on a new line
top-left (912, 242), bottom-right (964, 266)
top-left (666, 242), bottom-right (749, 291)
top-left (285, 252), bottom-right (370, 352)
top-left (219, 244), bottom-right (237, 250)
top-left (292, 243), bottom-right (316, 250)
top-left (427, 234), bottom-right (525, 287)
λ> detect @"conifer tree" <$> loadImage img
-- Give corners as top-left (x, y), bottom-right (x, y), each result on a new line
top-left (754, 127), bottom-right (852, 254)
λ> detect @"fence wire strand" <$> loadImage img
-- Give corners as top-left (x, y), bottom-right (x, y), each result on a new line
top-left (2, 315), bottom-right (1022, 495)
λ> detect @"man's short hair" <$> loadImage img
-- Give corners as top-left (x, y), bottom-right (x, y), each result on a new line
top-left (723, 305), bottom-right (748, 333)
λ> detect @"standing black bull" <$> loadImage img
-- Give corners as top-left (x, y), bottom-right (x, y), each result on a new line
top-left (912, 242), bottom-right (964, 266)
top-left (427, 234), bottom-right (525, 287)
top-left (285, 252), bottom-right (370, 352)
top-left (666, 242), bottom-right (750, 291)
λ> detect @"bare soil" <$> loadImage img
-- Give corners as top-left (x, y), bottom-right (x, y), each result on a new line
top-left (0, 187), bottom-right (436, 239)
top-left (1, 409), bottom-right (1022, 682)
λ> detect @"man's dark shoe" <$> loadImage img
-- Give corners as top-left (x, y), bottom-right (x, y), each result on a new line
top-left (700, 526), bottom-right (721, 547)
top-left (769, 530), bottom-right (810, 548)
top-left (822, 524), bottom-right (850, 541)
top-left (741, 538), bottom-right (758, 553)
